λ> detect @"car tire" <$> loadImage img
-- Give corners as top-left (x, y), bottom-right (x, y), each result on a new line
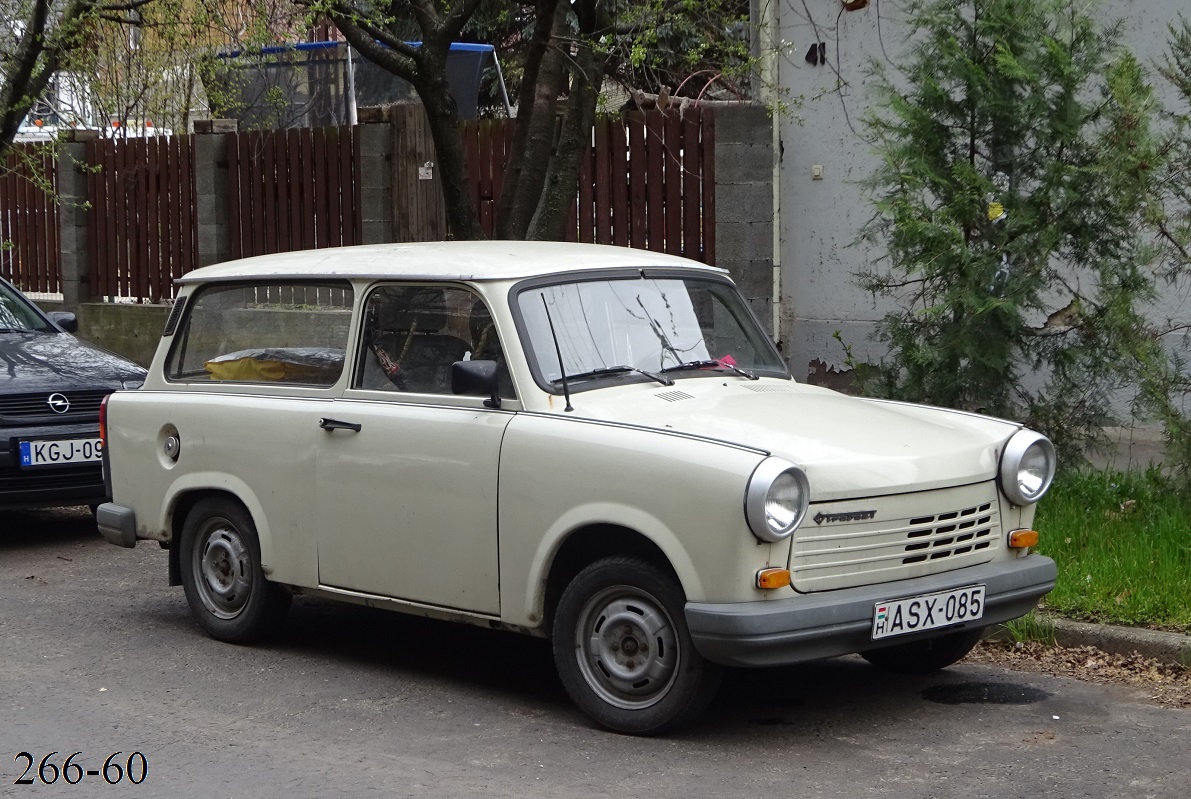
top-left (860, 627), bottom-right (985, 674)
top-left (179, 497), bottom-right (290, 644)
top-left (552, 556), bottom-right (722, 735)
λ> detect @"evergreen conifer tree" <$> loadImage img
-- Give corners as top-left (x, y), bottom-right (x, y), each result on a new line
top-left (857, 0), bottom-right (1164, 462)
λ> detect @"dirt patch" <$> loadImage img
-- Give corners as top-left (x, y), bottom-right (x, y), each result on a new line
top-left (969, 639), bottom-right (1191, 709)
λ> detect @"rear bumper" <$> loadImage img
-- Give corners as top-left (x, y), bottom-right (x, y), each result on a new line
top-left (96, 502), bottom-right (137, 548)
top-left (685, 555), bottom-right (1056, 668)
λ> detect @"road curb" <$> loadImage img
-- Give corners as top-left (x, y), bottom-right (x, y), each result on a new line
top-left (991, 615), bottom-right (1191, 667)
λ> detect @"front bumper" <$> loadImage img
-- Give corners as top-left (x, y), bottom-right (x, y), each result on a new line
top-left (1, 426), bottom-right (107, 509)
top-left (685, 554), bottom-right (1056, 668)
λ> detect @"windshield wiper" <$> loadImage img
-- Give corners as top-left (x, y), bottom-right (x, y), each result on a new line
top-left (553, 365), bottom-right (674, 387)
top-left (660, 359), bottom-right (760, 380)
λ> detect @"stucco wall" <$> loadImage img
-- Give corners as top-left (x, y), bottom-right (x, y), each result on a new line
top-left (777, 0), bottom-right (1191, 382)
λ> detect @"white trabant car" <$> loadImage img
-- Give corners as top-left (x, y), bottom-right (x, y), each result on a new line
top-left (98, 241), bottom-right (1057, 734)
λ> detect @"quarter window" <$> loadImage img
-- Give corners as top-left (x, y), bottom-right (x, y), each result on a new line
top-left (166, 282), bottom-right (354, 385)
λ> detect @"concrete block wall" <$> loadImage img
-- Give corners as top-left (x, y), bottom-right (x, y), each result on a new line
top-left (714, 105), bottom-right (777, 335)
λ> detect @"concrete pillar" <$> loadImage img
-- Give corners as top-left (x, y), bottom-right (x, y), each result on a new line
top-left (356, 120), bottom-right (393, 245)
top-left (713, 105), bottom-right (776, 335)
top-left (193, 133), bottom-right (231, 268)
top-left (55, 137), bottom-right (95, 309)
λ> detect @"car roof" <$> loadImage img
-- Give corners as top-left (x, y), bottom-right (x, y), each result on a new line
top-left (177, 241), bottom-right (728, 284)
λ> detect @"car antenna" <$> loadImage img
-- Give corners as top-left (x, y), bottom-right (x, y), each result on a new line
top-left (541, 294), bottom-right (574, 412)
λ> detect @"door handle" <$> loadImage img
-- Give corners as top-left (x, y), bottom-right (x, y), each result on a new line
top-left (319, 417), bottom-right (362, 432)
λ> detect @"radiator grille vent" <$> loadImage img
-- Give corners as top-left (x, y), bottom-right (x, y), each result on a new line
top-left (790, 483), bottom-right (1001, 592)
top-left (0, 390), bottom-right (109, 420)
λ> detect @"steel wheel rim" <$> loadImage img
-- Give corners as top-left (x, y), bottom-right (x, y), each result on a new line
top-left (192, 518), bottom-right (253, 620)
top-left (573, 584), bottom-right (680, 711)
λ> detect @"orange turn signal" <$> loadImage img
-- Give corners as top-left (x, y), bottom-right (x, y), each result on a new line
top-left (1008, 529), bottom-right (1039, 549)
top-left (756, 568), bottom-right (791, 590)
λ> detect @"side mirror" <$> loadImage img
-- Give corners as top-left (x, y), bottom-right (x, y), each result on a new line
top-left (452, 359), bottom-right (501, 408)
top-left (47, 311), bottom-right (79, 333)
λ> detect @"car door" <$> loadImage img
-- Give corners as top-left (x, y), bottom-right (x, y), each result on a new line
top-left (312, 284), bottom-right (512, 615)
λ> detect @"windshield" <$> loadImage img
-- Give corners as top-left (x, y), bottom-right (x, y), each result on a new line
top-left (0, 281), bottom-right (54, 333)
top-left (516, 275), bottom-right (788, 390)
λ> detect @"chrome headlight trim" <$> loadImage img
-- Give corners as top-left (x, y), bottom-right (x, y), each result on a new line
top-left (745, 457), bottom-right (810, 543)
top-left (999, 429), bottom-right (1056, 506)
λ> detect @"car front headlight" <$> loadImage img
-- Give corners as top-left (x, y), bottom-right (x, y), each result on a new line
top-left (999, 429), bottom-right (1056, 506)
top-left (745, 457), bottom-right (810, 542)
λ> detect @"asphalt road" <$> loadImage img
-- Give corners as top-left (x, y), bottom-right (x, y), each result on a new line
top-left (2, 507), bottom-right (1188, 799)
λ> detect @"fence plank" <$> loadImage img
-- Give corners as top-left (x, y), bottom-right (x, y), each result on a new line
top-left (179, 134), bottom-right (195, 287)
top-left (150, 139), bottom-right (162, 300)
top-left (341, 125), bottom-right (356, 245)
top-left (645, 112), bottom-right (665, 252)
top-left (352, 125), bottom-right (363, 243)
top-left (261, 131), bottom-right (278, 253)
top-left (682, 115), bottom-right (701, 261)
top-left (300, 129), bottom-right (316, 250)
top-left (701, 109), bottom-right (716, 264)
top-left (628, 115), bottom-right (648, 248)
top-left (663, 113), bottom-right (682, 255)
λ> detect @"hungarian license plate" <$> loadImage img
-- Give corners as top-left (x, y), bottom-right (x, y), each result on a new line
top-left (872, 585), bottom-right (985, 640)
top-left (19, 438), bottom-right (103, 468)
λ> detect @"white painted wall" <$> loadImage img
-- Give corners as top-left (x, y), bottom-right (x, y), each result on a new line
top-left (775, 0), bottom-right (1191, 381)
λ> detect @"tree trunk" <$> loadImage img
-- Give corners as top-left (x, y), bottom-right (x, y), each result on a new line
top-left (526, 36), bottom-right (603, 241)
top-left (495, 0), bottom-right (565, 240)
top-left (326, 8), bottom-right (485, 241)
top-left (0, 0), bottom-right (64, 155)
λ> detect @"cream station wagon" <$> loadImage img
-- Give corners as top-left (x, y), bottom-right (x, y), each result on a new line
top-left (98, 241), bottom-right (1057, 734)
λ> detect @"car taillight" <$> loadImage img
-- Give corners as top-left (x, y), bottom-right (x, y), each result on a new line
top-left (99, 393), bottom-right (109, 447)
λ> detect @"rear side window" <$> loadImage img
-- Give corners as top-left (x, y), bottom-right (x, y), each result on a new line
top-left (166, 281), bottom-right (354, 386)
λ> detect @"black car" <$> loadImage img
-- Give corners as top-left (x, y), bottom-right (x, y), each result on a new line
top-left (1, 277), bottom-right (146, 509)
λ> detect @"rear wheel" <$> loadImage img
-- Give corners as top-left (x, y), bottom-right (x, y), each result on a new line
top-left (552, 557), bottom-right (721, 735)
top-left (179, 497), bottom-right (290, 643)
top-left (860, 628), bottom-right (985, 674)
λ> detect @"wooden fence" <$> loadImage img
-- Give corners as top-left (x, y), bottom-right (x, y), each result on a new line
top-left (0, 144), bottom-right (59, 293)
top-left (576, 111), bottom-right (715, 262)
top-left (395, 106), bottom-right (716, 263)
top-left (1, 106), bottom-right (717, 301)
top-left (86, 136), bottom-right (197, 302)
top-left (227, 127), bottom-right (362, 260)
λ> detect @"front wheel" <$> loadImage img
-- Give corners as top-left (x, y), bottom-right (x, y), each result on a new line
top-left (552, 557), bottom-right (721, 735)
top-left (179, 497), bottom-right (290, 644)
top-left (860, 627), bottom-right (985, 674)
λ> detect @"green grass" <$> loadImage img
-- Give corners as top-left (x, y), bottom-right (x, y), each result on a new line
top-left (1034, 468), bottom-right (1191, 633)
top-left (999, 610), bottom-right (1057, 645)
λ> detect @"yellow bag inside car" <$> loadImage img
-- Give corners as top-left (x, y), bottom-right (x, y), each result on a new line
top-left (204, 347), bottom-right (345, 384)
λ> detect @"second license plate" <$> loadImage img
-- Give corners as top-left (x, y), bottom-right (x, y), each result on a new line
top-left (19, 437), bottom-right (103, 468)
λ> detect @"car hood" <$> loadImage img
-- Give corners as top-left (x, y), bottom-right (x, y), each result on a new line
top-left (570, 379), bottom-right (1019, 500)
top-left (0, 332), bottom-right (146, 394)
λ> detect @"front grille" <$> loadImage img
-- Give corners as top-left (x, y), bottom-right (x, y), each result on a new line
top-left (901, 503), bottom-right (996, 564)
top-left (790, 482), bottom-right (1001, 592)
top-left (0, 390), bottom-right (110, 421)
